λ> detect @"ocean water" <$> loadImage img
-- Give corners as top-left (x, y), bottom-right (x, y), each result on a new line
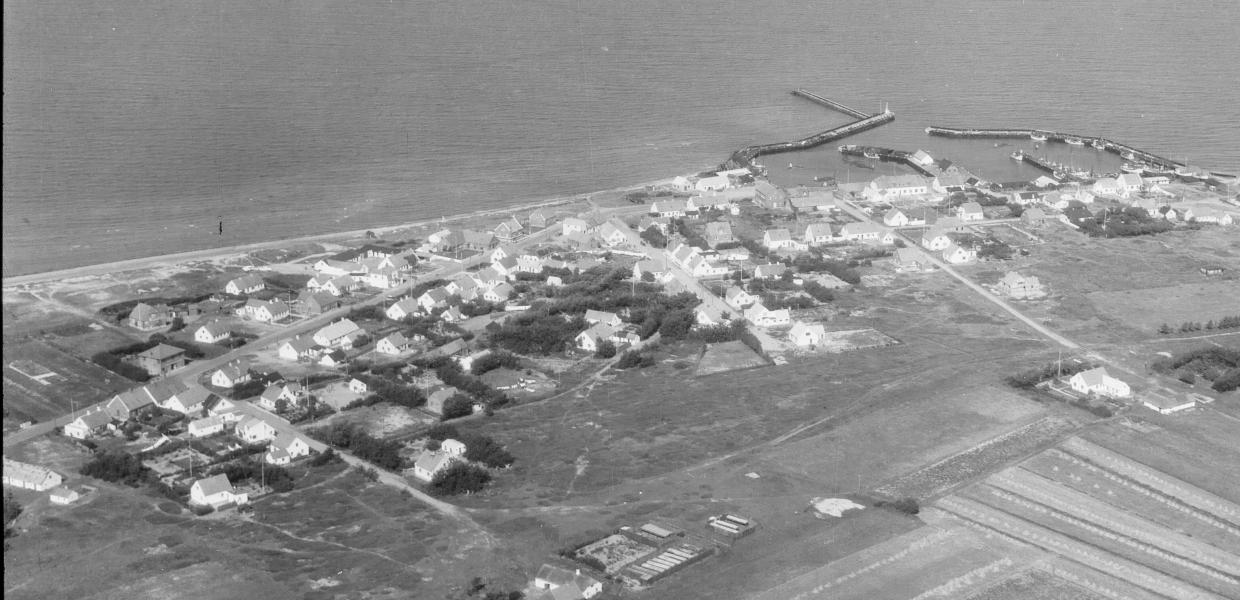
top-left (4, 0), bottom-right (1239, 276)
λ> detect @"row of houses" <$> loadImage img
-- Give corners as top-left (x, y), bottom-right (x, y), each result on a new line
top-left (763, 221), bottom-right (895, 250)
top-left (312, 252), bottom-right (415, 291)
top-left (884, 202), bottom-right (984, 227)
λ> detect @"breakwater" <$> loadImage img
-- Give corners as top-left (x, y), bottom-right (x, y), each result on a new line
top-left (925, 126), bottom-right (1186, 171)
top-left (726, 95), bottom-right (894, 169)
top-left (791, 89), bottom-right (871, 119)
top-left (837, 144), bottom-right (940, 177)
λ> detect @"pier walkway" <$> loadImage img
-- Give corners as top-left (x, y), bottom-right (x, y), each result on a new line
top-left (728, 108), bottom-right (894, 169)
top-left (792, 89), bottom-right (870, 119)
top-left (837, 144), bottom-right (942, 177)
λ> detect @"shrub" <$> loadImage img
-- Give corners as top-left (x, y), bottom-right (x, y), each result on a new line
top-left (441, 395), bottom-right (475, 421)
top-left (80, 451), bottom-right (150, 487)
top-left (875, 497), bottom-right (919, 515)
top-left (191, 504), bottom-right (215, 516)
top-left (594, 340), bottom-right (617, 359)
top-left (428, 463), bottom-right (492, 496)
top-left (309, 448), bottom-right (338, 467)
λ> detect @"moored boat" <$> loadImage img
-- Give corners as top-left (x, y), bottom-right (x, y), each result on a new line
top-left (1091, 139), bottom-right (1107, 150)
top-left (1030, 131), bottom-right (1048, 142)
top-left (1120, 150), bottom-right (1135, 160)
top-left (1121, 162), bottom-right (1146, 173)
top-left (1010, 150), bottom-right (1025, 161)
top-left (1065, 137), bottom-right (1085, 146)
top-left (863, 150), bottom-right (880, 159)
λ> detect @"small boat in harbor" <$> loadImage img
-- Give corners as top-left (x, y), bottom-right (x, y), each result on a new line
top-left (1121, 162), bottom-right (1146, 173)
top-left (1010, 150), bottom-right (1025, 161)
top-left (863, 150), bottom-right (880, 159)
top-left (1091, 139), bottom-right (1107, 150)
top-left (1030, 131), bottom-right (1048, 142)
top-left (1065, 137), bottom-right (1085, 146)
top-left (1120, 150), bottom-right (1136, 160)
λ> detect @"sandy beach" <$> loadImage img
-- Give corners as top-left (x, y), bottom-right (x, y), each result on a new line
top-left (2, 176), bottom-right (674, 288)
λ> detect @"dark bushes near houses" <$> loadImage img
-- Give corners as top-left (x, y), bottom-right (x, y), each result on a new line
top-left (80, 452), bottom-right (150, 487)
top-left (428, 463), bottom-right (492, 496)
top-left (470, 350), bottom-right (520, 376)
top-left (1005, 360), bottom-right (1095, 389)
top-left (310, 423), bottom-right (403, 471)
top-left (441, 395), bottom-right (475, 421)
top-left (213, 458), bottom-right (295, 493)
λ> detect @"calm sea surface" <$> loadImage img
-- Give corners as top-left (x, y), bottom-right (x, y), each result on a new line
top-left (4, 0), bottom-right (1239, 276)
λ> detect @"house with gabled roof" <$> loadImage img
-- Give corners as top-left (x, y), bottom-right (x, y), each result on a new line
top-left (789, 190), bottom-right (837, 212)
top-left (235, 416), bottom-right (278, 444)
top-left (494, 216), bottom-right (526, 243)
top-left (754, 180), bottom-right (788, 209)
top-left (865, 174), bottom-right (928, 200)
top-left (64, 409), bottom-right (114, 440)
top-left (424, 385), bottom-right (462, 415)
top-left (725, 286), bottom-right (757, 309)
top-left (595, 221), bottom-right (631, 247)
top-left (165, 385), bottom-right (216, 415)
top-left (1116, 173), bottom-right (1143, 196)
top-left (278, 335), bottom-right (320, 362)
top-left (762, 229), bottom-right (797, 250)
top-left (319, 349), bottom-right (348, 367)
top-left (1184, 207), bottom-right (1235, 225)
top-left (892, 248), bottom-right (925, 272)
top-left (322, 275), bottom-right (357, 297)
top-left (383, 298), bottom-right (418, 322)
top-left (788, 321), bottom-right (827, 347)
top-left (649, 198), bottom-right (689, 218)
top-left (1021, 207), bottom-right (1047, 226)
top-left (561, 217), bottom-right (591, 236)
top-left (259, 382), bottom-right (302, 411)
top-left (839, 222), bottom-right (884, 242)
top-left (105, 388), bottom-right (155, 421)
top-left (376, 332), bottom-right (414, 356)
top-left (3, 458), bottom-right (63, 491)
top-left (694, 303), bottom-right (730, 327)
top-left (920, 229), bottom-right (953, 251)
top-left (1069, 367), bottom-right (1131, 398)
top-left (528, 208), bottom-right (553, 230)
top-left (703, 221), bottom-right (735, 248)
top-left (224, 274), bottom-right (265, 296)
top-left (957, 202), bottom-right (985, 222)
top-left (803, 223), bottom-right (835, 245)
top-left (483, 282), bottom-right (515, 303)
top-left (1092, 177), bottom-right (1121, 197)
top-left (188, 415), bottom-right (226, 438)
top-left (531, 564), bottom-right (603, 600)
top-left (194, 320), bottom-right (231, 344)
top-left (412, 451), bottom-right (457, 482)
top-left (128, 302), bottom-right (176, 331)
top-left (418, 287), bottom-right (452, 312)
top-left (883, 208), bottom-right (911, 227)
top-left (243, 298), bottom-right (289, 323)
top-left (584, 310), bottom-right (623, 328)
top-left (190, 474), bottom-right (248, 508)
top-left (210, 359), bottom-right (252, 389)
top-left (695, 174), bottom-right (731, 193)
top-left (312, 258), bottom-right (356, 277)
top-left (744, 303), bottom-right (790, 328)
top-left (575, 323), bottom-right (617, 353)
top-left (266, 432), bottom-right (311, 465)
top-left (314, 318), bottom-right (364, 349)
top-left (633, 257), bottom-right (668, 281)
top-left (753, 263), bottom-right (787, 280)
top-left (941, 243), bottom-right (976, 265)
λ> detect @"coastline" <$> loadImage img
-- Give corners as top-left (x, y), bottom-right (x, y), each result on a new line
top-left (1, 176), bottom-right (675, 288)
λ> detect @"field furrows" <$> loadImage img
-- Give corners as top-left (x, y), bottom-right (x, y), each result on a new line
top-left (1060, 437), bottom-right (1240, 524)
top-left (965, 483), bottom-right (1240, 598)
top-left (933, 495), bottom-right (1228, 600)
top-left (990, 468), bottom-right (1240, 579)
top-left (748, 526), bottom-right (1024, 600)
top-left (874, 416), bottom-right (1077, 500)
top-left (1023, 449), bottom-right (1240, 551)
top-left (1042, 557), bottom-right (1175, 600)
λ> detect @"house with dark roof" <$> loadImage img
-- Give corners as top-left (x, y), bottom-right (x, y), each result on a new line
top-left (128, 302), bottom-right (176, 331)
top-left (224, 274), bottom-right (266, 295)
top-left (64, 410), bottom-right (114, 440)
top-left (135, 343), bottom-right (189, 376)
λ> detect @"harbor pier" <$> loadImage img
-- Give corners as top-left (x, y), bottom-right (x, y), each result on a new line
top-left (726, 93), bottom-right (894, 169)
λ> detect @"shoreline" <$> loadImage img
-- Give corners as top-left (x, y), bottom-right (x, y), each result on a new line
top-left (1, 176), bottom-right (675, 288)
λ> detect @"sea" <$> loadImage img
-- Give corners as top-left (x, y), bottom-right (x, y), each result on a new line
top-left (4, 0), bottom-right (1239, 277)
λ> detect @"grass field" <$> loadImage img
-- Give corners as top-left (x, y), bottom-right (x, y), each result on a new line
top-left (1087, 280), bottom-right (1240, 332)
top-left (695, 340), bottom-right (768, 376)
top-left (2, 339), bottom-right (135, 423)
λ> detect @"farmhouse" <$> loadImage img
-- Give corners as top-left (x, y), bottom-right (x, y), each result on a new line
top-left (64, 410), bottom-right (113, 440)
top-left (531, 564), bottom-right (603, 600)
top-left (135, 343), bottom-right (190, 376)
top-left (2, 458), bottom-right (63, 491)
top-left (128, 302), bottom-right (176, 331)
top-left (49, 486), bottom-right (84, 505)
top-left (865, 174), bottom-right (928, 200)
top-left (1069, 367), bottom-right (1131, 398)
top-left (313, 318), bottom-right (364, 349)
top-left (575, 323), bottom-right (617, 353)
top-left (190, 474), bottom-right (248, 509)
top-left (224, 274), bottom-right (265, 295)
top-left (194, 320), bottom-right (231, 344)
top-left (788, 321), bottom-right (826, 347)
top-left (997, 272), bottom-right (1046, 299)
top-left (892, 248), bottom-right (925, 271)
top-left (412, 451), bottom-right (457, 482)
top-left (762, 228), bottom-right (797, 250)
top-left (105, 388), bottom-right (155, 421)
top-left (242, 298), bottom-right (289, 322)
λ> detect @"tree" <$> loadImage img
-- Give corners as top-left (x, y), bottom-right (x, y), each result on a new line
top-left (639, 226), bottom-right (667, 248)
top-left (657, 309), bottom-right (696, 341)
top-left (4, 492), bottom-right (22, 540)
top-left (441, 394), bottom-right (474, 421)
top-left (274, 398), bottom-right (290, 414)
top-left (1158, 323), bottom-right (1172, 335)
top-left (594, 340), bottom-right (617, 359)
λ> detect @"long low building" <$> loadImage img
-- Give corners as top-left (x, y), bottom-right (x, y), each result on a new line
top-left (3, 457), bottom-right (64, 491)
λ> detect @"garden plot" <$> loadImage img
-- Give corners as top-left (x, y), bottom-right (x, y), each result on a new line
top-left (695, 341), bottom-right (768, 376)
top-left (577, 534), bottom-right (657, 574)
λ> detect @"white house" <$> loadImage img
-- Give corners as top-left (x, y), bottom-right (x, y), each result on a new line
top-left (725, 287), bottom-right (757, 309)
top-left (921, 230), bottom-right (953, 251)
top-left (194, 320), bottom-right (231, 344)
top-left (349, 378), bottom-right (369, 394)
top-left (210, 360), bottom-right (251, 389)
top-left (278, 336), bottom-right (319, 361)
top-left (839, 222), bottom-right (884, 242)
top-left (483, 282), bottom-right (515, 303)
top-left (803, 223), bottom-right (835, 245)
top-left (788, 321), bottom-right (826, 347)
top-left (164, 385), bottom-right (214, 415)
top-left (533, 564), bottom-right (603, 600)
top-left (561, 217), bottom-right (591, 236)
top-left (1184, 207), bottom-right (1235, 225)
top-left (49, 486), bottom-right (83, 505)
top-left (412, 451), bottom-right (456, 482)
top-left (744, 303), bottom-right (790, 328)
top-left (441, 438), bottom-right (467, 457)
top-left (694, 303), bottom-right (730, 327)
top-left (941, 243), bottom-right (977, 265)
top-left (997, 272), bottom-right (1045, 299)
top-left (1092, 177), bottom-right (1121, 197)
top-left (313, 318), bottom-right (364, 349)
top-left (1142, 393), bottom-right (1196, 415)
top-left (575, 323), bottom-right (616, 353)
top-left (1069, 367), bottom-right (1131, 398)
top-left (762, 229), bottom-right (797, 250)
top-left (242, 299), bottom-right (289, 323)
top-left (235, 416), bottom-right (278, 444)
top-left (64, 410), bottom-right (113, 440)
top-left (753, 263), bottom-right (788, 280)
top-left (695, 174), bottom-right (730, 192)
top-left (376, 332), bottom-right (413, 356)
top-left (322, 275), bottom-right (357, 297)
top-left (265, 432), bottom-right (312, 465)
top-left (892, 248), bottom-right (925, 271)
top-left (865, 174), bottom-right (928, 200)
top-left (188, 415), bottom-right (226, 438)
top-left (258, 382), bottom-right (302, 411)
top-left (957, 202), bottom-right (985, 222)
top-left (584, 310), bottom-right (623, 328)
top-left (386, 298), bottom-right (421, 321)
top-left (650, 199), bottom-right (688, 218)
top-left (224, 274), bottom-right (265, 296)
top-left (190, 474), bottom-right (248, 509)
top-left (883, 208), bottom-right (910, 227)
top-left (1116, 173), bottom-right (1144, 195)
top-left (2, 458), bottom-right (63, 491)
